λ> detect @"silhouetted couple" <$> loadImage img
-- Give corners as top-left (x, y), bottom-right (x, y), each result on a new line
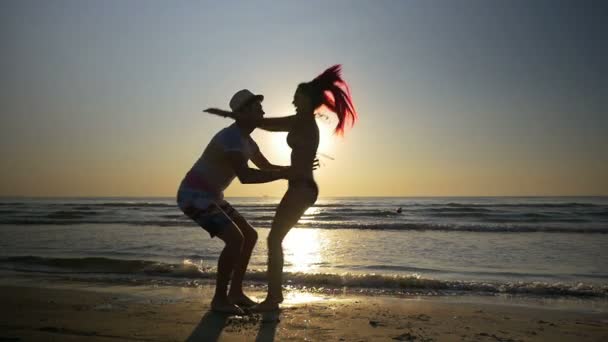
top-left (177, 65), bottom-right (357, 314)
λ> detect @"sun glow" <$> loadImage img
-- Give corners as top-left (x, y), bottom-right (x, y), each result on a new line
top-left (316, 116), bottom-right (337, 162)
top-left (263, 116), bottom-right (337, 167)
top-left (269, 132), bottom-right (291, 165)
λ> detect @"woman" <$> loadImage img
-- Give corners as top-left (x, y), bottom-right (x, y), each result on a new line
top-left (205, 65), bottom-right (357, 311)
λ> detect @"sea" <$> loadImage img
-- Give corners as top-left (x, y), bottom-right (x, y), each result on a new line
top-left (1, 197), bottom-right (607, 299)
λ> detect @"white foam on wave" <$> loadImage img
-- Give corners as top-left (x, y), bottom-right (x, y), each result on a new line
top-left (2, 256), bottom-right (607, 298)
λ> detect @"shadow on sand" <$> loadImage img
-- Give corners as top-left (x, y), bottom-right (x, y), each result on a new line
top-left (187, 310), bottom-right (280, 342)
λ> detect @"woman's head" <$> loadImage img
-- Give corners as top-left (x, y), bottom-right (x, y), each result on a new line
top-left (293, 65), bottom-right (358, 135)
top-left (292, 84), bottom-right (315, 114)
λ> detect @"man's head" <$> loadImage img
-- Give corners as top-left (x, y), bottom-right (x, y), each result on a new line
top-left (229, 89), bottom-right (265, 120)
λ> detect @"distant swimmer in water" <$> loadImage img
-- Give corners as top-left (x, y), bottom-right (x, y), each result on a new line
top-left (397, 207), bottom-right (403, 214)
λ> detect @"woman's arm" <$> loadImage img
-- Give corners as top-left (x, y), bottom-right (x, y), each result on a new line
top-left (257, 116), bottom-right (296, 132)
top-left (203, 108), bottom-right (296, 132)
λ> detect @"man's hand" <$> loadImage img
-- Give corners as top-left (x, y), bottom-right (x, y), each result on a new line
top-left (280, 166), bottom-right (293, 180)
top-left (280, 160), bottom-right (319, 180)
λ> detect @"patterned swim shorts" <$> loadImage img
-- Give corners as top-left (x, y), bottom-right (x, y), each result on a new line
top-left (176, 188), bottom-right (243, 237)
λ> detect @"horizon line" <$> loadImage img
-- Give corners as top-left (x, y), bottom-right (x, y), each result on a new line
top-left (1, 195), bottom-right (607, 199)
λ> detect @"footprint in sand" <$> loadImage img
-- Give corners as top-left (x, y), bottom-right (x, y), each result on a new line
top-left (408, 314), bottom-right (431, 322)
top-left (392, 330), bottom-right (434, 342)
top-left (392, 332), bottom-right (417, 341)
top-left (369, 320), bottom-right (386, 327)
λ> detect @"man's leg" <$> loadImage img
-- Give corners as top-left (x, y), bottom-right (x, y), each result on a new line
top-left (212, 221), bottom-right (245, 314)
top-left (224, 206), bottom-right (258, 306)
top-left (179, 192), bottom-right (245, 314)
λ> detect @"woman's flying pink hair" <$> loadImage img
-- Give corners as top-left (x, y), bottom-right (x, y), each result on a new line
top-left (311, 64), bottom-right (358, 135)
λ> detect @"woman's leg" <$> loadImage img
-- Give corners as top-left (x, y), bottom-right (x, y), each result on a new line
top-left (255, 186), bottom-right (315, 311)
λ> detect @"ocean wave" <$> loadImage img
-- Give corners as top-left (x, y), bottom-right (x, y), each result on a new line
top-left (426, 207), bottom-right (494, 213)
top-left (2, 256), bottom-right (606, 298)
top-left (46, 210), bottom-right (100, 219)
top-left (150, 201), bottom-right (601, 210)
top-left (355, 264), bottom-right (442, 273)
top-left (0, 202), bottom-right (26, 206)
top-left (8, 208), bottom-right (600, 225)
top-left (160, 214), bottom-right (186, 220)
top-left (2, 217), bottom-right (607, 233)
top-left (1, 256), bottom-right (161, 273)
top-left (419, 212), bottom-right (592, 223)
top-left (96, 202), bottom-right (176, 208)
top-left (440, 202), bottom-right (600, 208)
top-left (0, 210), bottom-right (20, 215)
top-left (357, 265), bottom-right (578, 280)
top-left (291, 222), bottom-right (608, 233)
top-left (0, 219), bottom-right (190, 226)
top-left (316, 210), bottom-right (401, 218)
top-left (73, 206), bottom-right (96, 211)
top-left (487, 217), bottom-right (590, 224)
top-left (2, 198), bottom-right (606, 235)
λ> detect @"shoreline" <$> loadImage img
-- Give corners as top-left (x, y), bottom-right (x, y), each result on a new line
top-left (3, 263), bottom-right (608, 299)
top-left (2, 275), bottom-right (607, 341)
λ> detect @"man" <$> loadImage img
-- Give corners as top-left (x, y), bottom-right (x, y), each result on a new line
top-left (177, 89), bottom-right (289, 314)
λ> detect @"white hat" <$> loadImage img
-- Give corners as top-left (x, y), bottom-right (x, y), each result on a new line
top-left (229, 89), bottom-right (264, 112)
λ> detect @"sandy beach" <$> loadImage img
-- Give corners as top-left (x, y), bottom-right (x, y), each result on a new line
top-left (1, 276), bottom-right (607, 342)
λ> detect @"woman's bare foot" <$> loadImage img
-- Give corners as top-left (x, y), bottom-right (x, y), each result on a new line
top-left (251, 296), bottom-right (282, 312)
top-left (211, 297), bottom-right (245, 315)
top-left (228, 293), bottom-right (257, 308)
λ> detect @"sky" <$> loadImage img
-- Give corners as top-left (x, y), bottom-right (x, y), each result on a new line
top-left (1, 0), bottom-right (607, 197)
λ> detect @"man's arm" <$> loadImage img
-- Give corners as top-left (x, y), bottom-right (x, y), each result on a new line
top-left (250, 149), bottom-right (288, 171)
top-left (251, 149), bottom-right (320, 172)
top-left (227, 152), bottom-right (289, 184)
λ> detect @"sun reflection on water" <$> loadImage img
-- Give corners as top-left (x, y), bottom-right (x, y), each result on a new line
top-left (281, 291), bottom-right (329, 306)
top-left (298, 206), bottom-right (321, 225)
top-left (282, 228), bottom-right (322, 273)
top-left (303, 206), bottom-right (320, 216)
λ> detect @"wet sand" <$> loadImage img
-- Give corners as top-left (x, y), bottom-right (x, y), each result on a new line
top-left (1, 280), bottom-right (607, 341)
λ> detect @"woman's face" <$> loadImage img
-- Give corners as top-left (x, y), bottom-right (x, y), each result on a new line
top-left (293, 88), bottom-right (312, 113)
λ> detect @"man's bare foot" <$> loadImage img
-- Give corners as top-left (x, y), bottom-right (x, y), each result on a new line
top-left (228, 293), bottom-right (257, 308)
top-left (251, 298), bottom-right (280, 312)
top-left (211, 297), bottom-right (245, 315)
